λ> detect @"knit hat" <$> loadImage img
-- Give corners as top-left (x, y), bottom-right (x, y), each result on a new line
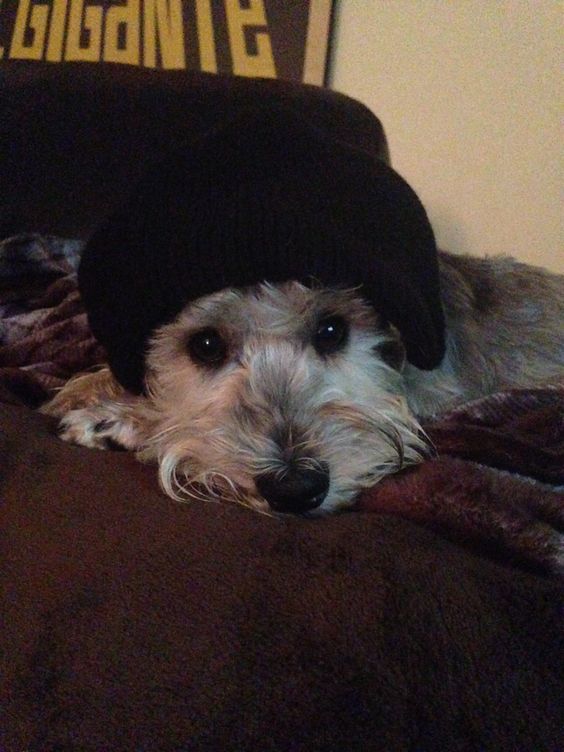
top-left (79, 106), bottom-right (445, 394)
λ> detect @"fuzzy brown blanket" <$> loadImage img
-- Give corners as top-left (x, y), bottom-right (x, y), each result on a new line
top-left (1, 236), bottom-right (563, 751)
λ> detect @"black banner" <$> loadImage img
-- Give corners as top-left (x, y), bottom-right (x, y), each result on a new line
top-left (0, 0), bottom-right (334, 83)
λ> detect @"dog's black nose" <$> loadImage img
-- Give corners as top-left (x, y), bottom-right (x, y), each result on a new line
top-left (255, 466), bottom-right (330, 514)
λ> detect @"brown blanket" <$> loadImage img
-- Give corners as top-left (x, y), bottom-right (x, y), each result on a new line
top-left (1, 402), bottom-right (563, 752)
top-left (1, 236), bottom-right (563, 751)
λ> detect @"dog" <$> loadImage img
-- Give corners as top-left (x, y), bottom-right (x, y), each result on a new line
top-left (43, 249), bottom-right (564, 516)
top-left (40, 105), bottom-right (564, 543)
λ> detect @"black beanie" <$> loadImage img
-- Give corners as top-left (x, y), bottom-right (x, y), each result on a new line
top-left (79, 106), bottom-right (445, 394)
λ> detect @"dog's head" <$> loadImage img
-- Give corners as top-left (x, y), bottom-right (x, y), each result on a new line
top-left (77, 105), bottom-right (442, 513)
top-left (140, 281), bottom-right (427, 514)
top-left (79, 106), bottom-right (445, 396)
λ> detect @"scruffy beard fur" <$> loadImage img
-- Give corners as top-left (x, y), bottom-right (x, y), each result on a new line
top-left (43, 251), bottom-right (564, 517)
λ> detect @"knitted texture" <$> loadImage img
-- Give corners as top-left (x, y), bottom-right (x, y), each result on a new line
top-left (79, 106), bottom-right (445, 393)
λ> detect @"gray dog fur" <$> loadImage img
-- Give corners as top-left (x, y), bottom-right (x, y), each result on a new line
top-left (44, 250), bottom-right (564, 516)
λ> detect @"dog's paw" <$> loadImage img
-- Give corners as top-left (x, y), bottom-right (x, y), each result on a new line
top-left (58, 404), bottom-right (142, 451)
top-left (41, 368), bottom-right (121, 418)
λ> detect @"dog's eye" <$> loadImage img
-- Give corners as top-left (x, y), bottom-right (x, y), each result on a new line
top-left (186, 328), bottom-right (227, 367)
top-left (313, 316), bottom-right (348, 355)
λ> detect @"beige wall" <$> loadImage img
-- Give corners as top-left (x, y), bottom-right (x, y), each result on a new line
top-left (329, 1), bottom-right (563, 273)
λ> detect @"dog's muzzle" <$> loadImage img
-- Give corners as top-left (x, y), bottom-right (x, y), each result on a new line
top-left (255, 464), bottom-right (330, 514)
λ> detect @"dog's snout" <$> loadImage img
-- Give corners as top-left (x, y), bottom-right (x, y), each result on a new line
top-left (255, 465), bottom-right (330, 514)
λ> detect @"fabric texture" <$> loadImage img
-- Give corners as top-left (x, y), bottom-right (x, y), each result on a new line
top-left (79, 106), bottom-right (444, 393)
top-left (0, 235), bottom-right (103, 407)
top-left (1, 400), bottom-right (563, 752)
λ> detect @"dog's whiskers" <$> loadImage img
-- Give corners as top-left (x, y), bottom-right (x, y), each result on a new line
top-left (147, 422), bottom-right (183, 443)
top-left (159, 453), bottom-right (274, 515)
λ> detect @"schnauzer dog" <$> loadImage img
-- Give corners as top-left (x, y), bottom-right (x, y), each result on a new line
top-left (43, 108), bottom-right (564, 521)
top-left (44, 253), bottom-right (563, 514)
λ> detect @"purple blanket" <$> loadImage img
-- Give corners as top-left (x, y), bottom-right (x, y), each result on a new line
top-left (0, 235), bottom-right (104, 406)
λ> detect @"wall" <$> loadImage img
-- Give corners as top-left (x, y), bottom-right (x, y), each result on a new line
top-left (329, 1), bottom-right (562, 272)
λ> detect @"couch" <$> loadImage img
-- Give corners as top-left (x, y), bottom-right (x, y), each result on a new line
top-left (1, 64), bottom-right (562, 752)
